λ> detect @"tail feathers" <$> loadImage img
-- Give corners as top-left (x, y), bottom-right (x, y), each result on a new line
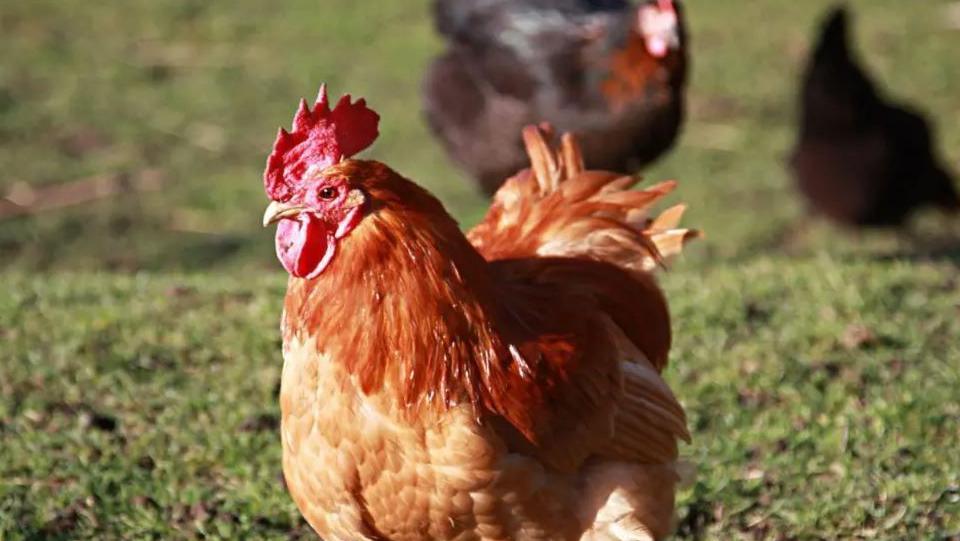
top-left (467, 124), bottom-right (699, 272)
top-left (814, 6), bottom-right (850, 62)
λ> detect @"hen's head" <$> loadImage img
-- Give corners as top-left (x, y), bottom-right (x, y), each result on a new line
top-left (636, 0), bottom-right (680, 58)
top-left (262, 85), bottom-right (380, 279)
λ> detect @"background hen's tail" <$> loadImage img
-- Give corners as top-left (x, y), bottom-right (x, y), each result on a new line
top-left (467, 124), bottom-right (698, 272)
top-left (931, 167), bottom-right (960, 213)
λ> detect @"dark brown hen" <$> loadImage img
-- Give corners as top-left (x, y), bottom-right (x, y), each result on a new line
top-left (423, 0), bottom-right (688, 195)
top-left (789, 6), bottom-right (959, 227)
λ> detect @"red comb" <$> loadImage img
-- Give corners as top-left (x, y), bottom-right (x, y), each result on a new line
top-left (264, 84), bottom-right (380, 201)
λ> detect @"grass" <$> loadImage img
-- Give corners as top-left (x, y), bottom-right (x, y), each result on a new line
top-left (3, 0), bottom-right (958, 270)
top-left (1, 0), bottom-right (959, 539)
top-left (2, 262), bottom-right (958, 539)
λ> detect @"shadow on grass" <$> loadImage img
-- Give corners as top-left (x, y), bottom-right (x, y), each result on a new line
top-left (866, 240), bottom-right (960, 266)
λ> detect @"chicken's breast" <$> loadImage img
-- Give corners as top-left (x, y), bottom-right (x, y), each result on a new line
top-left (280, 333), bottom-right (682, 541)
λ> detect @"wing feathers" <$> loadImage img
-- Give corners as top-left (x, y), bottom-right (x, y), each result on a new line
top-left (602, 362), bottom-right (690, 464)
top-left (468, 127), bottom-right (696, 472)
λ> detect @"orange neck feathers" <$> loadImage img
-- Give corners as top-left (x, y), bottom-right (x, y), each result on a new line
top-left (281, 161), bottom-right (508, 415)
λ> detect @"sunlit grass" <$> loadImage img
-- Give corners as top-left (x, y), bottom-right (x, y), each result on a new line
top-left (1, 0), bottom-right (959, 538)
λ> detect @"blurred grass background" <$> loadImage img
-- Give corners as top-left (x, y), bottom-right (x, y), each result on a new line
top-left (1, 0), bottom-right (959, 539)
top-left (3, 0), bottom-right (957, 271)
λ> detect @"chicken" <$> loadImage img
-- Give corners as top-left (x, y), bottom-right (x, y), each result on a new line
top-left (423, 0), bottom-right (688, 195)
top-left (263, 86), bottom-right (698, 541)
top-left (789, 6), bottom-right (959, 227)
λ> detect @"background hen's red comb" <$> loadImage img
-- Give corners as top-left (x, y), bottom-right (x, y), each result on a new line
top-left (264, 85), bottom-right (380, 201)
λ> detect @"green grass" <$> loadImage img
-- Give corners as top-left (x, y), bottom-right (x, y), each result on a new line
top-left (2, 262), bottom-right (958, 539)
top-left (2, 0), bottom-right (959, 270)
top-left (2, 0), bottom-right (960, 539)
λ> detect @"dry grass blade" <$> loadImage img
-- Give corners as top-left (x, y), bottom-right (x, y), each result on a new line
top-left (0, 169), bottom-right (165, 220)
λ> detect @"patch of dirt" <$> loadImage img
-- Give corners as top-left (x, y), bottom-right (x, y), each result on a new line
top-left (841, 324), bottom-right (876, 350)
top-left (239, 413), bottom-right (279, 433)
top-left (40, 496), bottom-right (97, 537)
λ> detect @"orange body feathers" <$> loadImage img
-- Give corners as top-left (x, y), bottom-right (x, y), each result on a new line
top-left (265, 90), bottom-right (697, 540)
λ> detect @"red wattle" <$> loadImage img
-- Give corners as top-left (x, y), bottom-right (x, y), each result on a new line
top-left (275, 214), bottom-right (336, 279)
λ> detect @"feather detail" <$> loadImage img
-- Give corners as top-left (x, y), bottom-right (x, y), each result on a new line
top-left (468, 125), bottom-right (699, 273)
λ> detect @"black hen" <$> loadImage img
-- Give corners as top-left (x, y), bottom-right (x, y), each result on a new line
top-left (789, 6), bottom-right (959, 227)
top-left (424, 0), bottom-right (688, 195)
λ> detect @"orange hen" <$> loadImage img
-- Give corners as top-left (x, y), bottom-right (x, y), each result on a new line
top-left (263, 87), bottom-right (698, 541)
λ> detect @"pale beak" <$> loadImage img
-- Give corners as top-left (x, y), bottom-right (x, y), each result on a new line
top-left (262, 200), bottom-right (306, 227)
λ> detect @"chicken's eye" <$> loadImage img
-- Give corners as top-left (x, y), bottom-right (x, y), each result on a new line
top-left (318, 187), bottom-right (338, 200)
